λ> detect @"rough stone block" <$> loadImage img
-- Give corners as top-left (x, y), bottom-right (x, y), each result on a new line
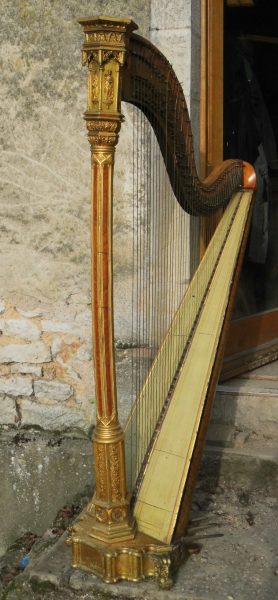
top-left (0, 318), bottom-right (40, 341)
top-left (0, 365), bottom-right (10, 376)
top-left (0, 342), bottom-right (51, 364)
top-left (34, 380), bottom-right (73, 402)
top-left (151, 0), bottom-right (190, 30)
top-left (17, 308), bottom-right (47, 318)
top-left (50, 336), bottom-right (62, 357)
top-left (0, 395), bottom-right (16, 424)
top-left (0, 377), bottom-right (33, 397)
top-left (74, 345), bottom-right (92, 361)
top-left (11, 364), bottom-right (42, 376)
top-left (75, 308), bottom-right (91, 323)
top-left (41, 320), bottom-right (82, 337)
top-left (20, 399), bottom-right (90, 432)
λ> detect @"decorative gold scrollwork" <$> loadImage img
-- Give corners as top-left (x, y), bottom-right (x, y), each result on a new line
top-left (95, 507), bottom-right (108, 523)
top-left (109, 443), bottom-right (122, 501)
top-left (111, 507), bottom-right (127, 522)
top-left (86, 31), bottom-right (123, 43)
top-left (153, 555), bottom-right (174, 590)
top-left (86, 119), bottom-right (121, 147)
top-left (83, 49), bottom-right (124, 68)
top-left (87, 121), bottom-right (119, 132)
top-left (93, 505), bottom-right (127, 524)
top-left (89, 134), bottom-right (117, 146)
top-left (94, 445), bottom-right (107, 500)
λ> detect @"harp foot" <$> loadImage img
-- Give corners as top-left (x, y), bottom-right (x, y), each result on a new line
top-left (152, 555), bottom-right (174, 589)
top-left (69, 511), bottom-right (190, 589)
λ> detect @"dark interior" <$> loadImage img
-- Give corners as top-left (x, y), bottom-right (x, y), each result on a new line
top-left (224, 0), bottom-right (278, 317)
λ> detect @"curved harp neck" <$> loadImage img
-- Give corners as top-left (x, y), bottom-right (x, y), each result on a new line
top-left (123, 33), bottom-right (245, 214)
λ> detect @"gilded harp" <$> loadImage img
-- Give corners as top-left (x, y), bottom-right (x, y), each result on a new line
top-left (69, 17), bottom-right (256, 588)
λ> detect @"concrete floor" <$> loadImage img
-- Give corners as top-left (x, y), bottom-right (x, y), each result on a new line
top-left (2, 448), bottom-right (277, 600)
top-left (1, 359), bottom-right (277, 598)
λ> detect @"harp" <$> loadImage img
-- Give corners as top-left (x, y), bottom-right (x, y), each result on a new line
top-left (69, 17), bottom-right (256, 588)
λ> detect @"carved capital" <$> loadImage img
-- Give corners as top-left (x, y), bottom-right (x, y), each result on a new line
top-left (79, 17), bottom-right (137, 115)
top-left (86, 116), bottom-right (122, 150)
top-left (79, 16), bottom-right (138, 58)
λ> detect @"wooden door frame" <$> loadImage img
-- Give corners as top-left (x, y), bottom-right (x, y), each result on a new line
top-left (199, 0), bottom-right (278, 376)
top-left (199, 0), bottom-right (224, 256)
top-left (199, 0), bottom-right (223, 180)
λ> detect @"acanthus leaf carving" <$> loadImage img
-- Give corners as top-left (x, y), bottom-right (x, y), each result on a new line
top-left (89, 134), bottom-right (118, 146)
top-left (86, 121), bottom-right (119, 132)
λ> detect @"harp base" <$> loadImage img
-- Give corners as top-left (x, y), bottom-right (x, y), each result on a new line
top-left (80, 494), bottom-right (137, 544)
top-left (68, 512), bottom-right (192, 589)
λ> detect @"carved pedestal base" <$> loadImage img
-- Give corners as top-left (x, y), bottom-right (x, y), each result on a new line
top-left (83, 494), bottom-right (136, 543)
top-left (68, 510), bottom-right (192, 590)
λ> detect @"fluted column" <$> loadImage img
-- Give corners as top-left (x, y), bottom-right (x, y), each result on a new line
top-left (78, 16), bottom-right (137, 543)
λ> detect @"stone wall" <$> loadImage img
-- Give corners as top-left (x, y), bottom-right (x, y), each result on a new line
top-left (0, 0), bottom-right (197, 432)
top-left (0, 296), bottom-right (93, 432)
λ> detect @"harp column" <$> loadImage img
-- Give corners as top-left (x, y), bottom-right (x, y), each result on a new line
top-left (78, 17), bottom-right (137, 543)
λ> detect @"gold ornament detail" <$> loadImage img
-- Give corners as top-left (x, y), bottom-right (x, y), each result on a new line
top-left (92, 152), bottom-right (113, 166)
top-left (83, 50), bottom-right (99, 66)
top-left (87, 120), bottom-right (120, 148)
top-left (109, 443), bottom-right (122, 501)
top-left (111, 507), bottom-right (127, 522)
top-left (98, 413), bottom-right (117, 426)
top-left (95, 507), bottom-right (108, 523)
top-left (103, 70), bottom-right (114, 104)
top-left (86, 121), bottom-right (119, 132)
top-left (84, 49), bottom-right (124, 67)
top-left (153, 556), bottom-right (173, 590)
top-left (94, 445), bottom-right (107, 500)
top-left (86, 31), bottom-right (123, 43)
top-left (91, 71), bottom-right (99, 102)
top-left (87, 22), bottom-right (124, 30)
top-left (89, 134), bottom-right (117, 146)
top-left (103, 50), bottom-right (124, 65)
top-left (94, 505), bottom-right (127, 524)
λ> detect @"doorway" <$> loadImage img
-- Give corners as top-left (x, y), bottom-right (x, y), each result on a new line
top-left (200, 0), bottom-right (278, 378)
top-left (222, 0), bottom-right (278, 377)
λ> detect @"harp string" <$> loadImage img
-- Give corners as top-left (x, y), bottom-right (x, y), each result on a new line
top-left (123, 43), bottom-right (235, 489)
top-left (126, 67), bottom-right (200, 486)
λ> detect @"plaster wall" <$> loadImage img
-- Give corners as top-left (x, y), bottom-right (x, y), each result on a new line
top-left (0, 0), bottom-right (197, 431)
